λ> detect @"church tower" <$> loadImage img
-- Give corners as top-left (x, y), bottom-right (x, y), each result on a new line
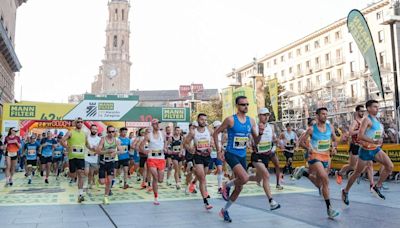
top-left (91, 0), bottom-right (131, 94)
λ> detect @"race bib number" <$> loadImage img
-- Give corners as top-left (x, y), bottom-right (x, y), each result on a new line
top-left (54, 151), bottom-right (62, 156)
top-left (317, 140), bottom-right (330, 151)
top-left (72, 145), bottom-right (84, 154)
top-left (257, 141), bottom-right (272, 153)
top-left (172, 146), bottom-right (181, 152)
top-left (374, 131), bottom-right (382, 140)
top-left (210, 150), bottom-right (217, 158)
top-left (233, 136), bottom-right (248, 149)
top-left (196, 139), bottom-right (210, 151)
top-left (121, 145), bottom-right (128, 152)
top-left (8, 151), bottom-right (17, 157)
top-left (28, 149), bottom-right (36, 155)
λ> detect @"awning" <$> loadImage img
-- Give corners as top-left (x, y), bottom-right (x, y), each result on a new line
top-left (0, 22), bottom-right (22, 72)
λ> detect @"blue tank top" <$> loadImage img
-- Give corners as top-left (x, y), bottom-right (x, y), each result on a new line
top-left (53, 144), bottom-right (64, 158)
top-left (310, 123), bottom-right (332, 153)
top-left (41, 139), bottom-right (56, 157)
top-left (365, 115), bottom-right (383, 141)
top-left (26, 143), bottom-right (39, 160)
top-left (226, 114), bottom-right (252, 157)
top-left (118, 137), bottom-right (130, 160)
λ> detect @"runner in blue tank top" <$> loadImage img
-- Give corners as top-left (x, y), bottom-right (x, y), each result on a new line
top-left (213, 96), bottom-right (263, 223)
top-left (299, 107), bottom-right (339, 219)
top-left (117, 127), bottom-right (131, 189)
top-left (342, 100), bottom-right (394, 204)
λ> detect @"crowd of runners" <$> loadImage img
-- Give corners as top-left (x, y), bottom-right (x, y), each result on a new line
top-left (0, 97), bottom-right (397, 222)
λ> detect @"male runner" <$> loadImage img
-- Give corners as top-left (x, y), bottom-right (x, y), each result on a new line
top-left (185, 122), bottom-right (199, 194)
top-left (40, 131), bottom-right (56, 184)
top-left (61, 117), bottom-right (87, 203)
top-left (299, 107), bottom-right (340, 219)
top-left (336, 105), bottom-right (365, 184)
top-left (342, 100), bottom-right (394, 205)
top-left (282, 123), bottom-right (298, 178)
top-left (53, 132), bottom-right (65, 180)
top-left (140, 119), bottom-right (167, 205)
top-left (185, 113), bottom-right (214, 210)
top-left (85, 124), bottom-right (101, 189)
top-left (213, 96), bottom-right (263, 222)
top-left (25, 135), bottom-right (40, 184)
top-left (117, 127), bottom-right (131, 189)
top-left (136, 128), bottom-right (151, 189)
top-left (165, 126), bottom-right (174, 186)
top-left (169, 126), bottom-right (184, 190)
top-left (210, 120), bottom-right (224, 193)
top-left (97, 125), bottom-right (121, 205)
top-left (250, 108), bottom-right (281, 210)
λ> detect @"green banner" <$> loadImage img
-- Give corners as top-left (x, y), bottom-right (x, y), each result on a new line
top-left (121, 107), bottom-right (190, 122)
top-left (347, 9), bottom-right (384, 99)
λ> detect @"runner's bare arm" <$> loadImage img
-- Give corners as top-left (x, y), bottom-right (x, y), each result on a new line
top-left (331, 124), bottom-right (337, 155)
top-left (299, 127), bottom-right (312, 150)
top-left (183, 131), bottom-right (195, 154)
top-left (116, 139), bottom-right (122, 156)
top-left (251, 118), bottom-right (263, 144)
top-left (349, 120), bottom-right (359, 136)
top-left (213, 117), bottom-right (232, 153)
top-left (96, 138), bottom-right (105, 155)
top-left (139, 135), bottom-right (150, 154)
top-left (358, 117), bottom-right (374, 143)
top-left (60, 131), bottom-right (71, 148)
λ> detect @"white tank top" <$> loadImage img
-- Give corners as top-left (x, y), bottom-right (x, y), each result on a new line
top-left (194, 128), bottom-right (211, 152)
top-left (257, 124), bottom-right (273, 153)
top-left (148, 131), bottom-right (164, 159)
top-left (85, 135), bottom-right (100, 163)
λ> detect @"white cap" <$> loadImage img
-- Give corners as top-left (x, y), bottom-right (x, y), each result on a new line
top-left (258, 108), bottom-right (270, 115)
top-left (191, 121), bottom-right (199, 127)
top-left (213, 120), bottom-right (222, 128)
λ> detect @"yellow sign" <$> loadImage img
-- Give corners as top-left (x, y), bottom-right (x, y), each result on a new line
top-left (222, 87), bottom-right (234, 119)
top-left (3, 102), bottom-right (75, 121)
top-left (268, 79), bottom-right (278, 120)
top-left (233, 86), bottom-right (257, 119)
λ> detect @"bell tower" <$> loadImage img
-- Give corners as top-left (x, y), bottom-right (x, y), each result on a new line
top-left (91, 0), bottom-right (131, 94)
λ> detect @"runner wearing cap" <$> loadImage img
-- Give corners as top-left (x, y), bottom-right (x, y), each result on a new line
top-left (250, 108), bottom-right (281, 210)
top-left (24, 135), bottom-right (40, 184)
top-left (210, 120), bottom-right (224, 193)
top-left (4, 127), bottom-right (21, 186)
top-left (185, 113), bottom-right (215, 210)
top-left (213, 96), bottom-right (264, 223)
top-left (61, 117), bottom-right (87, 203)
top-left (140, 119), bottom-right (168, 205)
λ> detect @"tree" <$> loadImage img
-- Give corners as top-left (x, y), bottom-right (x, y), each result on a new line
top-left (191, 97), bottom-right (222, 123)
top-left (264, 82), bottom-right (285, 122)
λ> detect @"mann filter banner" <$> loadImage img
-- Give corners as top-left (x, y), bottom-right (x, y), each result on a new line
top-left (347, 9), bottom-right (384, 99)
top-left (222, 87), bottom-right (234, 119)
top-left (233, 86), bottom-right (257, 119)
top-left (268, 78), bottom-right (278, 120)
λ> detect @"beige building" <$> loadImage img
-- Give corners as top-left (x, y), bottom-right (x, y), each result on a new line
top-left (91, 0), bottom-right (132, 94)
top-left (227, 0), bottom-right (399, 126)
top-left (0, 0), bottom-right (27, 106)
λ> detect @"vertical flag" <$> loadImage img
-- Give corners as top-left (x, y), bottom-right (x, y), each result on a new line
top-left (268, 78), bottom-right (279, 120)
top-left (222, 87), bottom-right (234, 119)
top-left (233, 86), bottom-right (257, 119)
top-left (347, 9), bottom-right (384, 99)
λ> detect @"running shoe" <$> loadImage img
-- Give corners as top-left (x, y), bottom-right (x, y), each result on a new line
top-left (204, 204), bottom-right (213, 210)
top-left (221, 183), bottom-right (231, 201)
top-left (108, 190), bottom-right (113, 196)
top-left (123, 183), bottom-right (129, 189)
top-left (103, 196), bottom-right (110, 205)
top-left (45, 179), bottom-right (49, 184)
top-left (270, 200), bottom-right (281, 210)
top-left (140, 182), bottom-right (147, 189)
top-left (218, 187), bottom-right (222, 194)
top-left (335, 171), bottom-right (343, 185)
top-left (341, 189), bottom-right (349, 206)
top-left (176, 184), bottom-right (181, 190)
top-left (153, 198), bottom-right (160, 205)
top-left (188, 182), bottom-right (196, 193)
top-left (166, 179), bottom-right (172, 186)
top-left (28, 179), bottom-right (32, 185)
top-left (9, 181), bottom-right (13, 186)
top-left (78, 195), bottom-right (85, 203)
top-left (293, 166), bottom-right (305, 180)
top-left (381, 183), bottom-right (389, 190)
top-left (219, 208), bottom-right (232, 223)
top-left (371, 185), bottom-right (385, 200)
top-left (276, 185), bottom-right (284, 190)
top-left (327, 206), bottom-right (340, 219)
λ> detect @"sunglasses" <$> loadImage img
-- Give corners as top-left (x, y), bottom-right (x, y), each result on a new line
top-left (76, 121), bottom-right (83, 124)
top-left (238, 103), bottom-right (249, 106)
top-left (108, 131), bottom-right (115, 133)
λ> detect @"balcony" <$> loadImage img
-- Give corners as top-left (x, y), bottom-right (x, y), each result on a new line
top-left (305, 68), bottom-right (313, 75)
top-left (296, 70), bottom-right (304, 78)
top-left (325, 60), bottom-right (333, 69)
top-left (304, 84), bottom-right (313, 92)
top-left (349, 71), bottom-right (363, 80)
top-left (314, 64), bottom-right (322, 72)
top-left (334, 57), bottom-right (346, 65)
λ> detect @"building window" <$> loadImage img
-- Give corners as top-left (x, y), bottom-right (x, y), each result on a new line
top-left (296, 48), bottom-right (301, 56)
top-left (114, 9), bottom-right (118, 20)
top-left (349, 42), bottom-right (353, 53)
top-left (324, 35), bottom-right (330, 44)
top-left (335, 31), bottom-right (341, 40)
top-left (379, 51), bottom-right (385, 66)
top-left (315, 57), bottom-right (320, 66)
top-left (266, 62), bottom-right (270, 68)
top-left (350, 61), bottom-right (355, 72)
top-left (351, 83), bottom-right (357, 98)
top-left (305, 44), bottom-right (310, 52)
top-left (258, 63), bottom-right (264, 74)
top-left (274, 59), bottom-right (277, 65)
top-left (290, 83), bottom-right (294, 91)
top-left (281, 56), bottom-right (284, 62)
top-left (314, 40), bottom-right (320, 49)
top-left (325, 53), bottom-right (330, 64)
top-left (377, 11), bottom-right (382, 20)
top-left (289, 67), bottom-right (293, 74)
top-left (113, 35), bottom-right (118, 47)
top-left (307, 78), bottom-right (311, 88)
top-left (122, 9), bottom-right (125, 20)
top-left (326, 72), bottom-right (331, 81)
top-left (281, 70), bottom-right (285, 77)
top-left (337, 68), bottom-right (343, 81)
top-left (297, 81), bottom-right (302, 92)
top-left (316, 75), bottom-right (320, 85)
top-left (288, 52), bottom-right (293, 59)
top-left (378, 30), bottom-right (384, 43)
top-left (306, 60), bottom-right (311, 69)
top-left (297, 64), bottom-right (302, 72)
top-left (336, 49), bottom-right (342, 60)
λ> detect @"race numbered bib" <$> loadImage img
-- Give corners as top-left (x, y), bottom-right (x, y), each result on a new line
top-left (233, 136), bottom-right (248, 149)
top-left (28, 149), bottom-right (36, 155)
top-left (210, 150), bottom-right (217, 158)
top-left (7, 151), bottom-right (17, 157)
top-left (374, 131), bottom-right (382, 140)
top-left (54, 151), bottom-right (62, 156)
top-left (317, 140), bottom-right (330, 151)
top-left (172, 145), bottom-right (181, 152)
top-left (72, 145), bottom-right (84, 154)
top-left (121, 145), bottom-right (128, 152)
top-left (257, 141), bottom-right (272, 153)
top-left (196, 139), bottom-right (210, 151)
